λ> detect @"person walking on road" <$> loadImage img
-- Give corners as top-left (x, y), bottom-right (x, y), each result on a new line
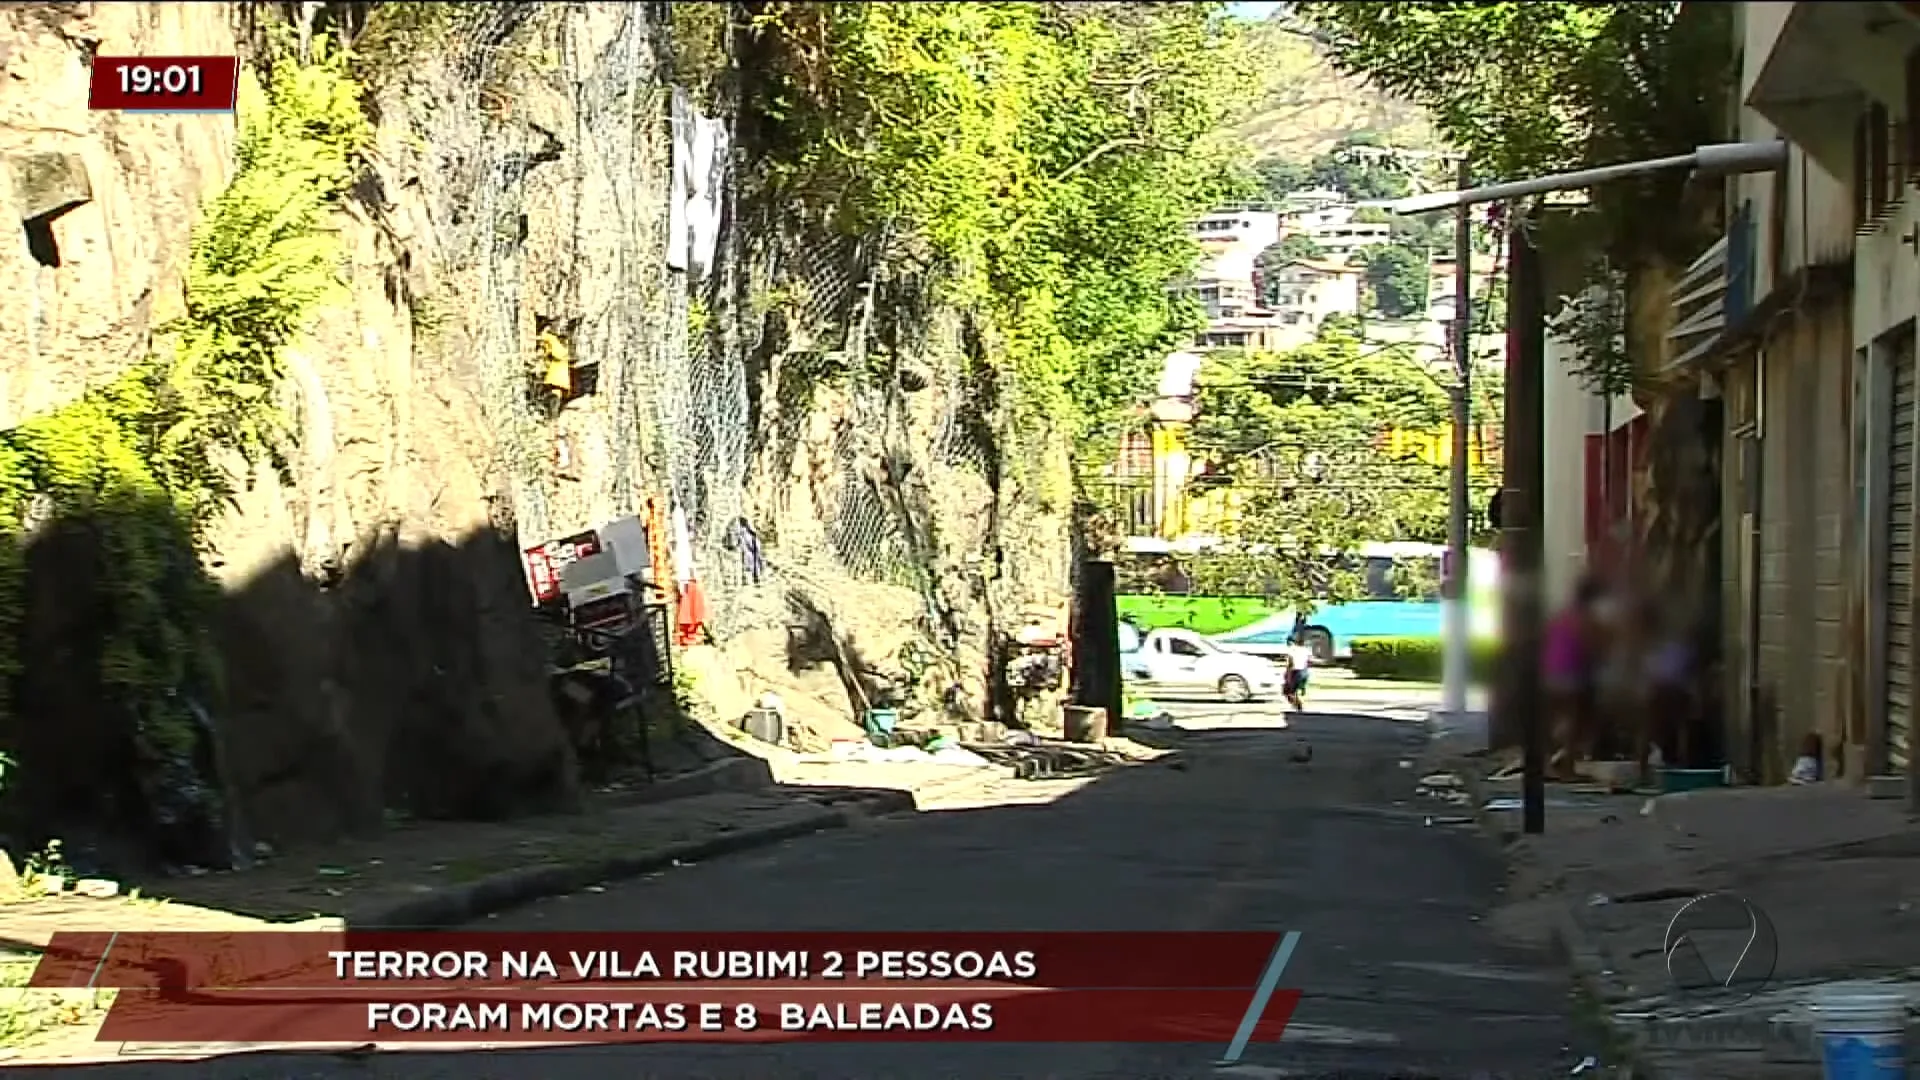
top-left (1284, 630), bottom-right (1313, 712)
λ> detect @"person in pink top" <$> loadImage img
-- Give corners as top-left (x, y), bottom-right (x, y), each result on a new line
top-left (1544, 575), bottom-right (1607, 781)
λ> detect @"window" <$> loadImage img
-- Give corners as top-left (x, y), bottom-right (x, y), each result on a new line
top-left (1361, 556), bottom-right (1441, 601)
top-left (1167, 637), bottom-right (1206, 658)
top-left (1364, 557), bottom-right (1398, 599)
top-left (1857, 103), bottom-right (1893, 231)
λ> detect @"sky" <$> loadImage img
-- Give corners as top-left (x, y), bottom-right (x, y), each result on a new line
top-left (1226, 2), bottom-right (1285, 20)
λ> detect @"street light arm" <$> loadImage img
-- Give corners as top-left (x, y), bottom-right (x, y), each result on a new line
top-left (1386, 141), bottom-right (1789, 215)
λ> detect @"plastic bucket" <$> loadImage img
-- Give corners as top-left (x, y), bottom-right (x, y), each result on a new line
top-left (863, 709), bottom-right (899, 737)
top-left (1810, 984), bottom-right (1908, 1080)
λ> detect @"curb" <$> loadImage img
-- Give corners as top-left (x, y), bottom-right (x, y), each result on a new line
top-left (595, 755), bottom-right (775, 809)
top-left (1549, 899), bottom-right (1662, 1077)
top-left (349, 790), bottom-right (916, 930)
top-left (1420, 741), bottom-right (1664, 1077)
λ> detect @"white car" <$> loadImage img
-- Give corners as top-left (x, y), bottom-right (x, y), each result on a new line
top-left (1121, 625), bottom-right (1287, 704)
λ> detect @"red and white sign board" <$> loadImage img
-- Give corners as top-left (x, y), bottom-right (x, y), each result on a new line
top-left (522, 529), bottom-right (602, 606)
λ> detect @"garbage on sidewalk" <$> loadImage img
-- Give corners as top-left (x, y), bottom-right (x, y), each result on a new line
top-left (826, 740), bottom-right (993, 769)
top-left (1415, 771), bottom-right (1471, 806)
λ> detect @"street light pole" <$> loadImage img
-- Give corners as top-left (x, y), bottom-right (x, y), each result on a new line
top-left (1442, 157), bottom-right (1472, 724)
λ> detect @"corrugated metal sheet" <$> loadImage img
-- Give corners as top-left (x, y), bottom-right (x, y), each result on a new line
top-left (1887, 342), bottom-right (1916, 770)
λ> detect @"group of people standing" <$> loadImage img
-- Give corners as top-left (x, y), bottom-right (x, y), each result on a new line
top-left (1540, 571), bottom-right (1707, 783)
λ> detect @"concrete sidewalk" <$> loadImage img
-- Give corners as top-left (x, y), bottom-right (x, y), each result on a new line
top-left (1478, 776), bottom-right (1920, 1078)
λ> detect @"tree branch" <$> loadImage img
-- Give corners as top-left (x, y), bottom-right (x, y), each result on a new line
top-left (1050, 136), bottom-right (1166, 184)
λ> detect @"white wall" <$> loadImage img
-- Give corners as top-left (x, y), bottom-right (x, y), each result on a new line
top-left (1195, 211), bottom-right (1282, 283)
top-left (1733, 3), bottom-right (1855, 291)
top-left (1312, 272), bottom-right (1361, 322)
top-left (1542, 329), bottom-right (1591, 610)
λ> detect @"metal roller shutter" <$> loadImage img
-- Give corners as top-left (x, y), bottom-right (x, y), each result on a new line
top-left (1888, 344), bottom-right (1917, 771)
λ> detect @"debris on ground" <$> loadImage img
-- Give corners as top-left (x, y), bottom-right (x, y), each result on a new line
top-left (963, 741), bottom-right (1134, 780)
top-left (1415, 771), bottom-right (1471, 806)
top-left (71, 879), bottom-right (118, 899)
top-left (823, 741), bottom-right (994, 768)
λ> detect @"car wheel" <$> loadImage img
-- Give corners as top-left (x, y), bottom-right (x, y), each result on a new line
top-left (1303, 626), bottom-right (1335, 664)
top-left (1219, 675), bottom-right (1252, 704)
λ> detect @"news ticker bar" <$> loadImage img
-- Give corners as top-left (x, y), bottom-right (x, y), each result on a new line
top-left (33, 931), bottom-right (1306, 1048)
top-left (96, 987), bottom-right (1305, 1044)
top-left (31, 931), bottom-right (1294, 990)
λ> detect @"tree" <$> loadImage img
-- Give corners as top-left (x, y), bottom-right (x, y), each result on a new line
top-left (1252, 132), bottom-right (1419, 205)
top-left (746, 2), bottom-right (1257, 444)
top-left (1290, 2), bottom-right (1735, 390)
top-left (1255, 233), bottom-right (1325, 305)
top-left (1182, 320), bottom-right (1491, 606)
top-left (1272, 234), bottom-right (1323, 261)
top-left (1363, 242), bottom-right (1428, 318)
top-left (1308, 152), bottom-right (1410, 202)
top-left (1252, 156), bottom-right (1309, 203)
top-left (1388, 210), bottom-right (1444, 250)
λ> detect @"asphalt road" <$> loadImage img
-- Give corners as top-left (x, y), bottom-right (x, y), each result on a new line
top-left (42, 706), bottom-right (1586, 1080)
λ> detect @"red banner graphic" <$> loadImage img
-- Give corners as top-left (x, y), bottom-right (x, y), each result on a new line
top-left (33, 931), bottom-right (1283, 991)
top-left (95, 986), bottom-right (1301, 1045)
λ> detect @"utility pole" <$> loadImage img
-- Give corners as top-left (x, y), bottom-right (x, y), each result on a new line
top-left (1505, 213), bottom-right (1547, 836)
top-left (1442, 157), bottom-right (1473, 724)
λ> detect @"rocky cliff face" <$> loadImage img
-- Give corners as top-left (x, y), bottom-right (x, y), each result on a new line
top-left (0, 3), bottom-right (240, 427)
top-left (0, 2), bottom-right (1069, 867)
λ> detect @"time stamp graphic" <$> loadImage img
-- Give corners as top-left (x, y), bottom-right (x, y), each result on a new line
top-left (88, 57), bottom-right (241, 113)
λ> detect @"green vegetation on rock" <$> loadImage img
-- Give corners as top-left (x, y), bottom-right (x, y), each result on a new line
top-left (0, 42), bottom-right (367, 785)
top-left (744, 2), bottom-right (1251, 441)
top-left (1230, 19), bottom-right (1440, 163)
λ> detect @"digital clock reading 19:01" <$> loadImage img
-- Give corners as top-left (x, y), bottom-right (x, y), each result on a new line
top-left (88, 57), bottom-right (241, 113)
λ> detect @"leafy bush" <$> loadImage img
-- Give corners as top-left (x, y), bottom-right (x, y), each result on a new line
top-left (745, 3), bottom-right (1250, 437)
top-left (1348, 637), bottom-right (1502, 684)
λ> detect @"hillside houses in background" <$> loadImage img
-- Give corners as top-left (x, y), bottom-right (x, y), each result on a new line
top-left (1184, 185), bottom-right (1501, 364)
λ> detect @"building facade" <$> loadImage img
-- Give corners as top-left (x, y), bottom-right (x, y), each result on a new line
top-left (1670, 1), bottom-right (1920, 782)
top-left (1298, 220), bottom-right (1391, 263)
top-left (1265, 258), bottom-right (1362, 340)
